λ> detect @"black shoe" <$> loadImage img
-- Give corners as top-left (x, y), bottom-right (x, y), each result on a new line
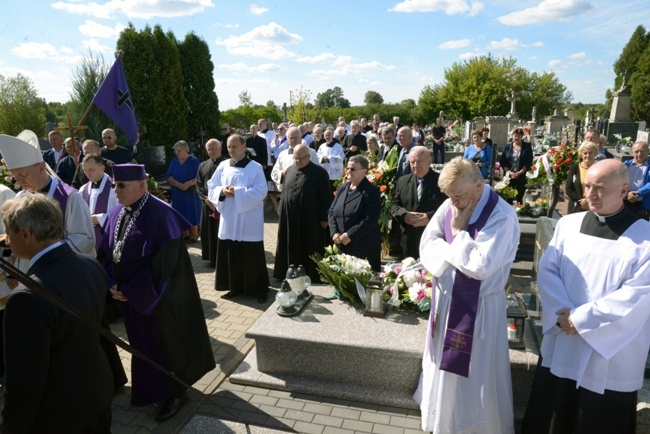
top-left (155, 396), bottom-right (187, 421)
top-left (222, 292), bottom-right (236, 299)
top-left (257, 293), bottom-right (268, 303)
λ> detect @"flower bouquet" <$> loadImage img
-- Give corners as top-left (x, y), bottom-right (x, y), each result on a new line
top-left (367, 159), bottom-right (397, 255)
top-left (0, 159), bottom-right (19, 191)
top-left (516, 198), bottom-right (549, 218)
top-left (310, 245), bottom-right (374, 304)
top-left (147, 173), bottom-right (169, 202)
top-left (493, 171), bottom-right (518, 202)
top-left (526, 145), bottom-right (576, 187)
top-left (380, 257), bottom-right (434, 312)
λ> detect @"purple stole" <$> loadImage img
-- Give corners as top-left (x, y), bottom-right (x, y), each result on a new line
top-left (439, 188), bottom-right (499, 377)
top-left (52, 181), bottom-right (78, 228)
top-left (81, 180), bottom-right (112, 252)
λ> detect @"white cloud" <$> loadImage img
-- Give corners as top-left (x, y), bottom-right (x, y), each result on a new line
top-left (497, 0), bottom-right (593, 26)
top-left (250, 4), bottom-right (268, 15)
top-left (532, 41), bottom-right (544, 47)
top-left (12, 42), bottom-right (59, 59)
top-left (82, 38), bottom-right (113, 53)
top-left (389, 0), bottom-right (484, 16)
top-left (214, 22), bottom-right (239, 28)
top-left (459, 51), bottom-right (482, 60)
top-left (78, 20), bottom-right (126, 38)
top-left (548, 59), bottom-right (561, 68)
top-left (296, 53), bottom-right (354, 66)
top-left (215, 22), bottom-right (302, 58)
top-left (10, 42), bottom-right (81, 64)
top-left (309, 60), bottom-right (394, 78)
top-left (438, 38), bottom-right (472, 49)
top-left (487, 38), bottom-right (520, 50)
top-left (51, 0), bottom-right (214, 19)
top-left (218, 62), bottom-right (281, 72)
top-left (570, 51), bottom-right (587, 59)
top-left (528, 56), bottom-right (538, 60)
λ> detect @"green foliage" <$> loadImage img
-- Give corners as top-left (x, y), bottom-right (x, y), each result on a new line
top-left (364, 90), bottom-right (384, 105)
top-left (68, 50), bottom-right (121, 144)
top-left (117, 24), bottom-right (189, 156)
top-left (221, 105), bottom-right (282, 132)
top-left (613, 25), bottom-right (649, 90)
top-left (314, 86), bottom-right (350, 109)
top-left (238, 90), bottom-right (252, 107)
top-left (45, 101), bottom-right (72, 125)
top-left (431, 54), bottom-right (570, 121)
top-left (0, 73), bottom-right (46, 136)
top-left (631, 42), bottom-right (650, 122)
top-left (288, 86), bottom-right (313, 123)
top-left (178, 32), bottom-right (220, 141)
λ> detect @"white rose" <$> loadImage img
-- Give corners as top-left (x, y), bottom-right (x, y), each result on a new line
top-left (401, 257), bottom-right (417, 268)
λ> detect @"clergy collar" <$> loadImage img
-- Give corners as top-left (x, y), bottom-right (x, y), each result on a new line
top-left (593, 205), bottom-right (626, 223)
top-left (580, 206), bottom-right (641, 240)
top-left (38, 177), bottom-right (53, 194)
top-left (124, 194), bottom-right (147, 213)
top-left (229, 157), bottom-right (250, 168)
top-left (326, 141), bottom-right (335, 147)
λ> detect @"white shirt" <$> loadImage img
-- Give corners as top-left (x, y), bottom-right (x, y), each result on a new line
top-left (80, 173), bottom-right (118, 228)
top-left (317, 142), bottom-right (345, 181)
top-left (271, 147), bottom-right (320, 192)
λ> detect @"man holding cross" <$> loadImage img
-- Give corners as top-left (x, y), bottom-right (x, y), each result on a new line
top-left (414, 157), bottom-right (519, 433)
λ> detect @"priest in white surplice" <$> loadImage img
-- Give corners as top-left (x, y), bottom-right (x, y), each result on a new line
top-left (522, 159), bottom-right (650, 434)
top-left (414, 157), bottom-right (519, 434)
top-left (207, 134), bottom-right (270, 303)
top-left (79, 154), bottom-right (118, 253)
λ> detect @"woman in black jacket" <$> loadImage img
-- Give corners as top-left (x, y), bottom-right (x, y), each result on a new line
top-left (499, 128), bottom-right (534, 204)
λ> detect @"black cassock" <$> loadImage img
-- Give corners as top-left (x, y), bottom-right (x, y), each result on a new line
top-left (274, 162), bottom-right (332, 282)
top-left (197, 156), bottom-right (226, 267)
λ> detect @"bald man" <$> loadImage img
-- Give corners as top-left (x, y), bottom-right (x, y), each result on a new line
top-left (390, 146), bottom-right (445, 259)
top-left (523, 159), bottom-right (650, 433)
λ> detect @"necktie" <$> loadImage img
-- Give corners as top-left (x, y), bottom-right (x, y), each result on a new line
top-left (417, 178), bottom-right (423, 201)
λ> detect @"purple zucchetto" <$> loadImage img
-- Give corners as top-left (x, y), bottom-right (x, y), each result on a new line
top-left (112, 163), bottom-right (146, 182)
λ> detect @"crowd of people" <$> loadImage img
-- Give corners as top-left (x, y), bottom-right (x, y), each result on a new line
top-left (0, 113), bottom-right (647, 433)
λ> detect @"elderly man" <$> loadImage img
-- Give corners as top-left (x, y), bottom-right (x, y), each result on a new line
top-left (43, 130), bottom-right (66, 170)
top-left (72, 139), bottom-right (114, 189)
top-left (271, 126), bottom-right (319, 192)
top-left (396, 127), bottom-right (420, 180)
top-left (300, 123), bottom-right (314, 148)
top-left (100, 164), bottom-right (215, 420)
top-left (311, 125), bottom-right (326, 151)
top-left (56, 137), bottom-right (83, 185)
top-left (208, 135), bottom-right (269, 302)
top-left (317, 129), bottom-right (345, 189)
top-left (274, 144), bottom-right (332, 281)
top-left (1, 194), bottom-right (113, 432)
top-left (257, 118), bottom-right (275, 145)
top-left (196, 139), bottom-right (226, 267)
top-left (595, 135), bottom-right (614, 161)
top-left (341, 120), bottom-right (367, 159)
top-left (379, 125), bottom-right (399, 163)
top-left (522, 159), bottom-right (650, 433)
top-left (390, 147), bottom-right (445, 259)
top-left (414, 157), bottom-right (520, 433)
top-left (269, 123), bottom-right (288, 165)
top-left (219, 123), bottom-right (231, 145)
top-left (101, 128), bottom-right (132, 164)
top-left (0, 130), bottom-right (95, 262)
top-left (623, 140), bottom-right (650, 220)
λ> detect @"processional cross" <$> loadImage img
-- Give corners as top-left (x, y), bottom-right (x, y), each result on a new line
top-left (54, 113), bottom-right (89, 168)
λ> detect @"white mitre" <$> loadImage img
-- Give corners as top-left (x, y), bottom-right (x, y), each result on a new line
top-left (0, 130), bottom-right (44, 170)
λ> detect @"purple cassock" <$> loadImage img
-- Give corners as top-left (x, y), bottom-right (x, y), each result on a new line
top-left (99, 192), bottom-right (215, 406)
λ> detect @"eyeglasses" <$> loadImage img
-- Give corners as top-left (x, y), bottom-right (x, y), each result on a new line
top-left (221, 128), bottom-right (228, 131)
top-left (112, 182), bottom-right (128, 189)
top-left (102, 136), bottom-right (114, 139)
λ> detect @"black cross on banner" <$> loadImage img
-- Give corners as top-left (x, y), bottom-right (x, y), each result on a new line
top-left (117, 88), bottom-right (134, 111)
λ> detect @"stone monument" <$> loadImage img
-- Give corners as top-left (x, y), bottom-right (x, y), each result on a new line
top-left (545, 109), bottom-right (570, 135)
top-left (606, 73), bottom-right (640, 144)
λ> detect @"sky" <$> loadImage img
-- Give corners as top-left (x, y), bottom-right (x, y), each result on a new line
top-left (1, 0), bottom-right (649, 112)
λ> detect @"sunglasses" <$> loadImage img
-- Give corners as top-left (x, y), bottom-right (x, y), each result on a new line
top-left (102, 136), bottom-right (114, 139)
top-left (112, 182), bottom-right (128, 189)
top-left (221, 128), bottom-right (228, 131)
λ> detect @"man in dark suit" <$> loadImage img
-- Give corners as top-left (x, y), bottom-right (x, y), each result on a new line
top-left (43, 130), bottom-right (67, 171)
top-left (391, 146), bottom-right (445, 259)
top-left (0, 193), bottom-right (113, 432)
top-left (56, 137), bottom-right (83, 185)
top-left (341, 120), bottom-right (367, 159)
top-left (72, 139), bottom-right (114, 189)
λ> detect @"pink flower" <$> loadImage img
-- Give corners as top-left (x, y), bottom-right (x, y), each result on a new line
top-left (394, 266), bottom-right (402, 274)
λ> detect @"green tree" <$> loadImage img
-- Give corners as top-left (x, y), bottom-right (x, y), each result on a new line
top-left (416, 85), bottom-right (442, 125)
top-left (314, 86), bottom-right (350, 109)
top-left (288, 86), bottom-right (313, 123)
top-left (0, 73), bottom-right (46, 136)
top-left (630, 41), bottom-right (650, 122)
top-left (432, 54), bottom-right (569, 121)
top-left (118, 24), bottom-right (188, 154)
top-left (68, 50), bottom-right (118, 143)
top-left (178, 32), bottom-right (220, 142)
top-left (364, 90), bottom-right (384, 105)
top-left (613, 25), bottom-right (649, 91)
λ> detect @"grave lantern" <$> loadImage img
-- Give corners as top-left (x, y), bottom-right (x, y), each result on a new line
top-left (506, 293), bottom-right (527, 349)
